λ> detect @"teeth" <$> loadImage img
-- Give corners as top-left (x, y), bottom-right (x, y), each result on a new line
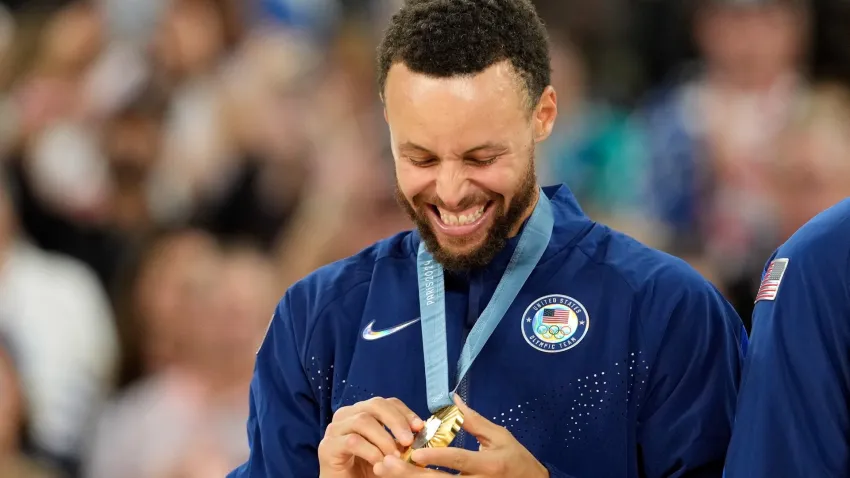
top-left (439, 206), bottom-right (485, 226)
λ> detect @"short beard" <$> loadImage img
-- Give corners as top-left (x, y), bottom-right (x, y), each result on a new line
top-left (395, 158), bottom-right (538, 273)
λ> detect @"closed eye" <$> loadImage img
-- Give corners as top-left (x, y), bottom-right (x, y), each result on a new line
top-left (465, 156), bottom-right (499, 166)
top-left (407, 156), bottom-right (438, 167)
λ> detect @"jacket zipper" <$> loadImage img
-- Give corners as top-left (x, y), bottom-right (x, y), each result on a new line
top-left (455, 330), bottom-right (471, 450)
top-left (456, 270), bottom-right (482, 450)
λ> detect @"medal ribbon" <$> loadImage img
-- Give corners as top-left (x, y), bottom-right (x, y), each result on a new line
top-left (416, 189), bottom-right (554, 413)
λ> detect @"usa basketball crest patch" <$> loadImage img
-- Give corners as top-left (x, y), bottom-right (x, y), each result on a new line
top-left (521, 294), bottom-right (589, 353)
top-left (755, 258), bottom-right (789, 303)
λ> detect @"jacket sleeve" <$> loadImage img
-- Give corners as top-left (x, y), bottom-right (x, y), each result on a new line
top-left (636, 271), bottom-right (748, 478)
top-left (228, 293), bottom-right (322, 477)
top-left (724, 251), bottom-right (850, 477)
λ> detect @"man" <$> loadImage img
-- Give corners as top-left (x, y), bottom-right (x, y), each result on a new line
top-left (0, 172), bottom-right (118, 474)
top-left (229, 1), bottom-right (747, 477)
top-left (724, 198), bottom-right (850, 477)
top-left (638, 0), bottom-right (809, 328)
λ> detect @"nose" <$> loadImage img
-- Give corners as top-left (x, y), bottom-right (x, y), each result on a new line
top-left (434, 162), bottom-right (471, 211)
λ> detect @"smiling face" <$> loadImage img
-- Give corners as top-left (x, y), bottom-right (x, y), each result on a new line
top-left (384, 60), bottom-right (557, 271)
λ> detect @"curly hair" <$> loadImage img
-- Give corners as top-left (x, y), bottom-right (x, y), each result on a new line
top-left (377, 0), bottom-right (551, 109)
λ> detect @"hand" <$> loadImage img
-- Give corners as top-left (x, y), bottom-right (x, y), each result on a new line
top-left (373, 395), bottom-right (549, 478)
top-left (318, 397), bottom-right (425, 478)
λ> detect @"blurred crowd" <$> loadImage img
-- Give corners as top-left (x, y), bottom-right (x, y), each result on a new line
top-left (0, 0), bottom-right (847, 477)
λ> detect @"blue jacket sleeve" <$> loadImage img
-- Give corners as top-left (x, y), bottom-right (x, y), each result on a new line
top-left (228, 294), bottom-right (322, 477)
top-left (724, 251), bottom-right (850, 477)
top-left (637, 273), bottom-right (747, 477)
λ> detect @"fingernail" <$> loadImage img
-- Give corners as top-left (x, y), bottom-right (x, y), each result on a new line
top-left (413, 418), bottom-right (423, 427)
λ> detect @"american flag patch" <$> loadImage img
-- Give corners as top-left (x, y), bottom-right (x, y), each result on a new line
top-left (542, 308), bottom-right (572, 324)
top-left (755, 258), bottom-right (789, 303)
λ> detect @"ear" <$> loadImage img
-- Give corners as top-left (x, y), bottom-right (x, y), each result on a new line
top-left (533, 86), bottom-right (558, 143)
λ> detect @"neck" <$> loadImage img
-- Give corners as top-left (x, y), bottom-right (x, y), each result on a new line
top-left (508, 186), bottom-right (540, 238)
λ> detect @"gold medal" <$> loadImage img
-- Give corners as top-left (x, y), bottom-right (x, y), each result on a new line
top-left (400, 405), bottom-right (464, 465)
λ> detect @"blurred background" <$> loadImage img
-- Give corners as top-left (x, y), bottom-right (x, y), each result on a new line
top-left (0, 0), bottom-right (847, 476)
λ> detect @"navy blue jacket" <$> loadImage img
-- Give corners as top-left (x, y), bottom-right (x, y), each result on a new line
top-left (725, 199), bottom-right (850, 477)
top-left (229, 185), bottom-right (747, 477)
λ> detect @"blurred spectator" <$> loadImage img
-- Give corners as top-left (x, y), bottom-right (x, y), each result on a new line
top-left (0, 334), bottom-right (61, 477)
top-left (768, 82), bottom-right (850, 240)
top-left (0, 175), bottom-right (117, 474)
top-left (536, 29), bottom-right (652, 243)
top-left (187, 28), bottom-right (320, 250)
top-left (3, 1), bottom-right (118, 289)
top-left (147, 0), bottom-right (231, 225)
top-left (115, 229), bottom-right (221, 380)
top-left (636, 0), bottom-right (810, 318)
top-left (11, 1), bottom-right (102, 140)
top-left (9, 82), bottom-right (169, 292)
top-left (84, 233), bottom-right (275, 478)
top-left (101, 85), bottom-right (170, 235)
top-left (267, 33), bottom-right (412, 288)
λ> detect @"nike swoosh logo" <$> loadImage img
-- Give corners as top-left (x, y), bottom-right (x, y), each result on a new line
top-left (362, 317), bottom-right (421, 341)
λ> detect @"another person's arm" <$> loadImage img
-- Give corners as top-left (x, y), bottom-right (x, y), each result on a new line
top-left (724, 251), bottom-right (850, 477)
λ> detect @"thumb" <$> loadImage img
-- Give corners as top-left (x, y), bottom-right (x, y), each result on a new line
top-left (453, 394), bottom-right (503, 446)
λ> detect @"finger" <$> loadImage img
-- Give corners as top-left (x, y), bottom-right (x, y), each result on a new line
top-left (361, 398), bottom-right (418, 446)
top-left (331, 404), bottom-right (359, 423)
top-left (334, 412), bottom-right (402, 457)
top-left (453, 394), bottom-right (505, 445)
top-left (386, 397), bottom-right (425, 431)
top-left (336, 434), bottom-right (385, 465)
top-left (410, 446), bottom-right (492, 474)
top-left (374, 455), bottom-right (450, 477)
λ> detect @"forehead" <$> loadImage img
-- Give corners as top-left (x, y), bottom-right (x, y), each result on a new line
top-left (383, 61), bottom-right (529, 149)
